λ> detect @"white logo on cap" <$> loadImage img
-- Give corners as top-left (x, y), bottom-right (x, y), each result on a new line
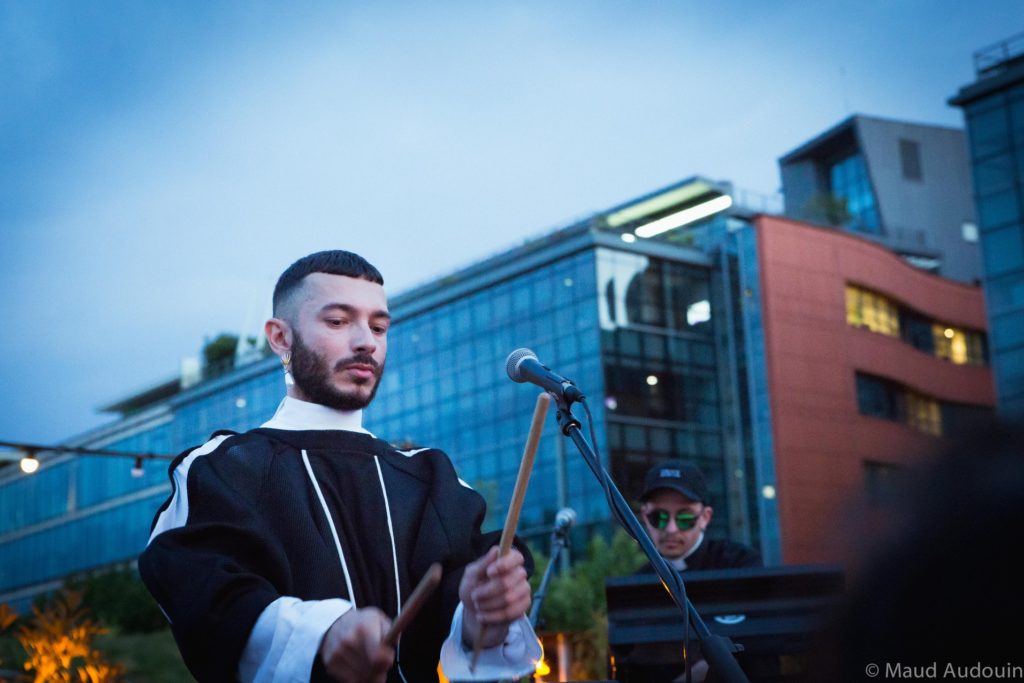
top-left (661, 469), bottom-right (681, 478)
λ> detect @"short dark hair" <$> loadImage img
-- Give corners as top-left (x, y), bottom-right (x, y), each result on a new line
top-left (273, 250), bottom-right (384, 315)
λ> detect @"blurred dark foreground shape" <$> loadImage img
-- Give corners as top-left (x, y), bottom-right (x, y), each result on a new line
top-left (606, 418), bottom-right (1024, 682)
top-left (811, 418), bottom-right (1024, 682)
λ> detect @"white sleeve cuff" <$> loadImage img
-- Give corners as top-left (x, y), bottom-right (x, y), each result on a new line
top-left (439, 602), bottom-right (543, 681)
top-left (238, 596), bottom-right (353, 683)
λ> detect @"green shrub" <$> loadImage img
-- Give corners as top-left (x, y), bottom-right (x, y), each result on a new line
top-left (64, 566), bottom-right (166, 634)
top-left (530, 528), bottom-right (646, 679)
top-left (94, 630), bottom-right (194, 683)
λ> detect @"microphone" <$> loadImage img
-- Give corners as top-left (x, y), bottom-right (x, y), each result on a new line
top-left (505, 348), bottom-right (584, 403)
top-left (553, 507), bottom-right (576, 535)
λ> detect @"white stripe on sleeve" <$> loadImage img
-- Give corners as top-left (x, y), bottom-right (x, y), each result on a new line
top-left (148, 434), bottom-right (232, 545)
top-left (238, 596), bottom-right (352, 683)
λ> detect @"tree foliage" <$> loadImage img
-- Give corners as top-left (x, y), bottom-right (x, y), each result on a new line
top-left (202, 333), bottom-right (238, 377)
top-left (65, 567), bottom-right (166, 634)
top-left (1, 590), bottom-right (125, 683)
top-left (801, 193), bottom-right (852, 227)
top-left (530, 528), bottom-right (646, 679)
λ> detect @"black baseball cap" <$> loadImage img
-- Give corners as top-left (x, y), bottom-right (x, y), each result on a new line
top-left (640, 460), bottom-right (709, 504)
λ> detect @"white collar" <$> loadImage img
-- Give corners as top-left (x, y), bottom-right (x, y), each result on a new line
top-left (668, 532), bottom-right (705, 571)
top-left (261, 396), bottom-right (372, 435)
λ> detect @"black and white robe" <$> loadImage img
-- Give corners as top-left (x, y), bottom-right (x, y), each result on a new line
top-left (140, 396), bottom-right (541, 682)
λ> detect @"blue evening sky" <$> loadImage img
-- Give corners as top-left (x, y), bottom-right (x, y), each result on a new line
top-left (1, 1), bottom-right (1020, 445)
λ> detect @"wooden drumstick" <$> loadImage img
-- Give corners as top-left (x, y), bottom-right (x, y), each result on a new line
top-left (383, 563), bottom-right (442, 647)
top-left (470, 392), bottom-right (550, 672)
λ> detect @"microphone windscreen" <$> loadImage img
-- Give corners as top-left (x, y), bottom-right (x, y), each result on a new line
top-left (505, 348), bottom-right (538, 383)
top-left (555, 507), bottom-right (576, 529)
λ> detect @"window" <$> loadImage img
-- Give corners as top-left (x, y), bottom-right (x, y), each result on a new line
top-left (864, 461), bottom-right (905, 505)
top-left (856, 373), bottom-right (944, 436)
top-left (972, 154), bottom-right (1013, 196)
top-left (829, 153), bottom-right (881, 233)
top-left (987, 274), bottom-right (1024, 312)
top-left (982, 223), bottom-right (1024, 275)
top-left (932, 325), bottom-right (987, 366)
top-left (977, 189), bottom-right (1021, 230)
top-left (900, 310), bottom-right (934, 354)
top-left (906, 392), bottom-right (941, 436)
top-left (847, 284), bottom-right (989, 366)
top-left (991, 312), bottom-right (1024, 353)
top-left (1012, 88), bottom-right (1024, 142)
top-left (856, 373), bottom-right (899, 420)
top-left (846, 285), bottom-right (900, 337)
top-left (899, 139), bottom-right (922, 181)
top-left (967, 103), bottom-right (1010, 159)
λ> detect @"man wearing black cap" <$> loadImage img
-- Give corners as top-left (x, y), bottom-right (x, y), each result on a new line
top-left (638, 460), bottom-right (761, 571)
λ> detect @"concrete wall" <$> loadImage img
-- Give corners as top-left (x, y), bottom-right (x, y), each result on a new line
top-left (857, 117), bottom-right (981, 283)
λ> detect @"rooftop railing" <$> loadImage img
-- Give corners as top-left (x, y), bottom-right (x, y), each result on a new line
top-left (975, 31), bottom-right (1024, 76)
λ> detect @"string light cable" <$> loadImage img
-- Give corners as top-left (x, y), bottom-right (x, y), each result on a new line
top-left (0, 438), bottom-right (174, 476)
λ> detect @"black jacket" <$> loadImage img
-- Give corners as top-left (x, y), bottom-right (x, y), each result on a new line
top-left (639, 537), bottom-right (762, 573)
top-left (140, 428), bottom-right (521, 682)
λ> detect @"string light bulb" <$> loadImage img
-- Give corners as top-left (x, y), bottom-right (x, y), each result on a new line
top-left (0, 439), bottom-right (175, 476)
top-left (20, 452), bottom-right (39, 474)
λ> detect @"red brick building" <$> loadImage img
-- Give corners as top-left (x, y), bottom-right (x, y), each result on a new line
top-left (754, 215), bottom-right (994, 564)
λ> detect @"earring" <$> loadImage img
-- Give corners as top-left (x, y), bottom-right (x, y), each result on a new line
top-left (282, 352), bottom-right (294, 386)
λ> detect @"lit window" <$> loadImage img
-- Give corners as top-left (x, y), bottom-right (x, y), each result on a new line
top-left (856, 372), bottom-right (944, 436)
top-left (932, 325), bottom-right (986, 366)
top-left (846, 285), bottom-right (900, 337)
top-left (686, 299), bottom-right (711, 325)
top-left (847, 283), bottom-right (988, 366)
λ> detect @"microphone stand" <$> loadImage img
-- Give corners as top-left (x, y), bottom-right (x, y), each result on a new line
top-left (550, 393), bottom-right (750, 683)
top-left (529, 523), bottom-right (570, 629)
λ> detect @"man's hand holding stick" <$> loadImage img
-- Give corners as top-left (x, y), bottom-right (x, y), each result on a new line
top-left (467, 392), bottom-right (550, 672)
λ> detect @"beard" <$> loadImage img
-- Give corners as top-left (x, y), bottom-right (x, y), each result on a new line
top-left (289, 331), bottom-right (385, 411)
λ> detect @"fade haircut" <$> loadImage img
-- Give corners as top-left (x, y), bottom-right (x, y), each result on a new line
top-left (272, 250), bottom-right (384, 317)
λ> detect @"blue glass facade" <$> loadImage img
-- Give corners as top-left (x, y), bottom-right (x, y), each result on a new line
top-left (367, 248), bottom-right (608, 532)
top-left (951, 49), bottom-right (1024, 417)
top-left (595, 250), bottom-right (720, 495)
top-left (829, 153), bottom-right (881, 234)
top-left (0, 182), bottom-right (774, 608)
top-left (732, 225), bottom-right (780, 564)
top-left (0, 362), bottom-right (284, 609)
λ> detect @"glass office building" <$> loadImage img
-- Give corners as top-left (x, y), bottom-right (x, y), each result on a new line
top-left (0, 177), bottom-right (778, 609)
top-left (951, 32), bottom-right (1024, 418)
